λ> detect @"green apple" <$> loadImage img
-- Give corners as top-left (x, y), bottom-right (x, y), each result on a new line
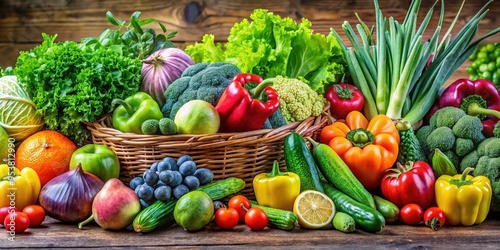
top-left (175, 100), bottom-right (220, 134)
top-left (69, 144), bottom-right (120, 182)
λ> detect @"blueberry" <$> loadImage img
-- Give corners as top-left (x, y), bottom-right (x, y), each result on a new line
top-left (168, 171), bottom-right (183, 187)
top-left (179, 161), bottom-right (196, 176)
top-left (150, 161), bottom-right (159, 172)
top-left (193, 168), bottom-right (214, 185)
top-left (172, 184), bottom-right (190, 199)
top-left (140, 198), bottom-right (154, 209)
top-left (136, 184), bottom-right (155, 201)
top-left (159, 170), bottom-right (174, 184)
top-left (143, 170), bottom-right (159, 186)
top-left (130, 176), bottom-right (145, 190)
top-left (154, 185), bottom-right (172, 202)
top-left (177, 155), bottom-right (194, 167)
top-left (154, 181), bottom-right (167, 189)
top-left (183, 175), bottom-right (200, 190)
top-left (163, 157), bottom-right (178, 171)
top-left (213, 200), bottom-right (225, 211)
top-left (157, 160), bottom-right (171, 172)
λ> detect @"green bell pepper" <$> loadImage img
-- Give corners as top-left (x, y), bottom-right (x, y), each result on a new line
top-left (111, 92), bottom-right (163, 134)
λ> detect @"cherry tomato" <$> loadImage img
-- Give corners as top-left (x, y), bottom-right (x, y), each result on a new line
top-left (4, 212), bottom-right (30, 233)
top-left (244, 207), bottom-right (268, 231)
top-left (400, 203), bottom-right (423, 225)
top-left (228, 195), bottom-right (251, 222)
top-left (214, 207), bottom-right (239, 230)
top-left (22, 205), bottom-right (46, 227)
top-left (0, 207), bottom-right (19, 226)
top-left (423, 207), bottom-right (446, 231)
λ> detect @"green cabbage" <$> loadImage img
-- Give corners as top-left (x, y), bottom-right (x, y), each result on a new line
top-left (0, 75), bottom-right (44, 142)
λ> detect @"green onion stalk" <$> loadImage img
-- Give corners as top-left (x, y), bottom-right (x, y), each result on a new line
top-left (330, 0), bottom-right (500, 125)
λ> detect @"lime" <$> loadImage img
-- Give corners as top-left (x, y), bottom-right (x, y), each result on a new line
top-left (174, 190), bottom-right (214, 231)
top-left (0, 126), bottom-right (9, 163)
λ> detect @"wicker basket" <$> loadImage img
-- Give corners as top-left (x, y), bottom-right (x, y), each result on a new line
top-left (86, 109), bottom-right (330, 199)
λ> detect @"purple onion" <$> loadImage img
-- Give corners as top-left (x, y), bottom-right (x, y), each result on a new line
top-left (39, 163), bottom-right (104, 224)
top-left (140, 48), bottom-right (195, 107)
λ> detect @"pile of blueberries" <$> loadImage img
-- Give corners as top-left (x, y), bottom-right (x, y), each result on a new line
top-left (129, 155), bottom-right (214, 208)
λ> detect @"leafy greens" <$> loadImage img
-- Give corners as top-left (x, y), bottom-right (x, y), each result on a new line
top-left (185, 9), bottom-right (347, 95)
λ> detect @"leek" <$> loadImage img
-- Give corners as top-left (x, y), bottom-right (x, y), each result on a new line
top-left (331, 0), bottom-right (500, 124)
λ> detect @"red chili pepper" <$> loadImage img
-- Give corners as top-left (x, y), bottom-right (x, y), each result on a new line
top-left (215, 73), bottom-right (280, 132)
top-left (430, 78), bottom-right (500, 137)
top-left (381, 161), bottom-right (436, 210)
top-left (324, 83), bottom-right (364, 120)
top-left (423, 207), bottom-right (446, 231)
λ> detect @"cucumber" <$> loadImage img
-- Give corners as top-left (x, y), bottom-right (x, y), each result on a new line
top-left (322, 181), bottom-right (385, 233)
top-left (284, 133), bottom-right (324, 192)
top-left (395, 120), bottom-right (428, 163)
top-left (133, 177), bottom-right (245, 233)
top-left (249, 200), bottom-right (298, 230)
top-left (332, 212), bottom-right (356, 233)
top-left (372, 194), bottom-right (400, 224)
top-left (307, 138), bottom-right (376, 209)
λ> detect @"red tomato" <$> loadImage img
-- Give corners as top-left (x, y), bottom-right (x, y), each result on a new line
top-left (423, 207), bottom-right (446, 231)
top-left (22, 205), bottom-right (46, 227)
top-left (214, 207), bottom-right (239, 230)
top-left (228, 195), bottom-right (251, 222)
top-left (400, 203), bottom-right (423, 225)
top-left (244, 207), bottom-right (268, 231)
top-left (0, 207), bottom-right (19, 226)
top-left (4, 212), bottom-right (30, 233)
top-left (324, 83), bottom-right (365, 120)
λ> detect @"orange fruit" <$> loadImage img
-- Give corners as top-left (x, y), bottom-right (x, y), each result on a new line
top-left (15, 130), bottom-right (77, 186)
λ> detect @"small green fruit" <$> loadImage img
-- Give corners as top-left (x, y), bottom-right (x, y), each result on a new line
top-left (174, 100), bottom-right (220, 134)
top-left (174, 190), bottom-right (214, 231)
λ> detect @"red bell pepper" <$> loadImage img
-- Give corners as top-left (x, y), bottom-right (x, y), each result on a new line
top-left (380, 161), bottom-right (436, 210)
top-left (215, 73), bottom-right (280, 132)
top-left (429, 78), bottom-right (500, 137)
top-left (324, 83), bottom-right (364, 120)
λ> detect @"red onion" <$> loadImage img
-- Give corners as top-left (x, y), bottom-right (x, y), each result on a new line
top-left (39, 163), bottom-right (104, 224)
top-left (140, 48), bottom-right (195, 106)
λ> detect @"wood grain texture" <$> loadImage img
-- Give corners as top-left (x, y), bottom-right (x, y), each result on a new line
top-left (4, 216), bottom-right (500, 248)
top-left (0, 0), bottom-right (499, 83)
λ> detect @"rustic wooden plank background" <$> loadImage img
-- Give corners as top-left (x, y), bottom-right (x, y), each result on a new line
top-left (1, 0), bottom-right (499, 85)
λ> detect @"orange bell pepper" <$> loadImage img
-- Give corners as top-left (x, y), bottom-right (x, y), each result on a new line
top-left (320, 111), bottom-right (400, 190)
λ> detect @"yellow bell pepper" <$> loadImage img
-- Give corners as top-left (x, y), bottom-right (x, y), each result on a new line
top-left (253, 160), bottom-right (300, 211)
top-left (0, 164), bottom-right (41, 210)
top-left (435, 167), bottom-right (492, 226)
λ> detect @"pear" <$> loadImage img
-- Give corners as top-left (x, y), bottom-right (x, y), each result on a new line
top-left (79, 178), bottom-right (141, 230)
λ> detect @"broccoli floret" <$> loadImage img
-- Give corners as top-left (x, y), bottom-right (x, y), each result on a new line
top-left (161, 62), bottom-right (241, 120)
top-left (494, 122), bottom-right (500, 138)
top-left (452, 115), bottom-right (484, 140)
top-left (454, 138), bottom-right (475, 157)
top-left (415, 125), bottom-right (433, 154)
top-left (159, 118), bottom-right (177, 135)
top-left (473, 138), bottom-right (500, 213)
top-left (271, 76), bottom-right (326, 123)
top-left (477, 137), bottom-right (497, 156)
top-left (435, 107), bottom-right (467, 128)
top-left (460, 150), bottom-right (479, 172)
top-left (426, 126), bottom-right (456, 151)
top-left (485, 138), bottom-right (500, 158)
top-left (141, 119), bottom-right (160, 135)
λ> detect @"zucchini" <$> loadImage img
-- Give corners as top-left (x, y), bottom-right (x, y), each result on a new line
top-left (372, 194), bottom-right (400, 224)
top-left (133, 177), bottom-right (245, 233)
top-left (284, 132), bottom-right (324, 192)
top-left (322, 181), bottom-right (385, 233)
top-left (249, 200), bottom-right (298, 230)
top-left (307, 138), bottom-right (375, 209)
top-left (332, 212), bottom-right (356, 233)
top-left (395, 120), bottom-right (428, 163)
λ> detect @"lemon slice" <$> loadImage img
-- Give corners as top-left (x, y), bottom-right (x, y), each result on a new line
top-left (293, 190), bottom-right (336, 229)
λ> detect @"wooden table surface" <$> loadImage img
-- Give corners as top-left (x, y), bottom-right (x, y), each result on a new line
top-left (5, 215), bottom-right (500, 249)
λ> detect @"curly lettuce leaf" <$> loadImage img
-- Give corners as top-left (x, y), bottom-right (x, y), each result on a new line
top-left (15, 33), bottom-right (141, 144)
top-left (184, 9), bottom-right (346, 95)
